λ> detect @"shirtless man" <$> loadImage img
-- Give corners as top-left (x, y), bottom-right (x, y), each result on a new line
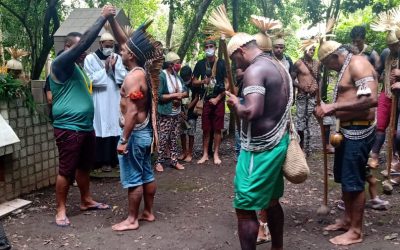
top-left (293, 46), bottom-right (320, 150)
top-left (315, 41), bottom-right (378, 246)
top-left (226, 33), bottom-right (291, 250)
top-left (351, 25), bottom-right (381, 71)
top-left (107, 9), bottom-right (162, 231)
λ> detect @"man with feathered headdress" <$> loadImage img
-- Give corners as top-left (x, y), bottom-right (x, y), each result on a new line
top-left (272, 31), bottom-right (294, 75)
top-left (209, 6), bottom-right (292, 249)
top-left (369, 9), bottom-right (400, 176)
top-left (315, 30), bottom-right (378, 246)
top-left (84, 25), bottom-right (128, 173)
top-left (292, 39), bottom-right (321, 152)
top-left (107, 5), bottom-right (163, 231)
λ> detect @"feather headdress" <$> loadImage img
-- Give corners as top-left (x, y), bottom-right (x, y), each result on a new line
top-left (313, 18), bottom-right (342, 61)
top-left (208, 5), bottom-right (255, 56)
top-left (123, 25), bottom-right (135, 37)
top-left (371, 7), bottom-right (400, 44)
top-left (272, 30), bottom-right (289, 46)
top-left (100, 22), bottom-right (115, 42)
top-left (5, 47), bottom-right (29, 70)
top-left (250, 15), bottom-right (282, 51)
top-left (300, 18), bottom-right (335, 52)
top-left (250, 15), bottom-right (282, 33)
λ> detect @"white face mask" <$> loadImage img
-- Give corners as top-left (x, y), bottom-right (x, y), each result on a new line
top-left (205, 48), bottom-right (215, 57)
top-left (102, 47), bottom-right (114, 57)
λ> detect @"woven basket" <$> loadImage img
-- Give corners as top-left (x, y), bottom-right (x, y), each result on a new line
top-left (283, 118), bottom-right (310, 184)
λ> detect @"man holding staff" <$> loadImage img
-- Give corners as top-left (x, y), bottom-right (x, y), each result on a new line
top-left (315, 40), bottom-right (378, 245)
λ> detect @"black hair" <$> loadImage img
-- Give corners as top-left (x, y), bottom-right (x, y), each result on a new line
top-left (64, 32), bottom-right (83, 45)
top-left (350, 26), bottom-right (366, 40)
top-left (180, 65), bottom-right (192, 81)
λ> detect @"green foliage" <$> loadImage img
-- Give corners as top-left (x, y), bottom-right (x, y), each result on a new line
top-left (334, 7), bottom-right (387, 54)
top-left (0, 73), bottom-right (36, 113)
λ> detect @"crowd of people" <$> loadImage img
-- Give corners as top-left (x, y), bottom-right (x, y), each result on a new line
top-left (41, 3), bottom-right (400, 249)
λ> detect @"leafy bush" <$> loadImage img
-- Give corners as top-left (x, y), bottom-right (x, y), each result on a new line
top-left (0, 73), bottom-right (36, 113)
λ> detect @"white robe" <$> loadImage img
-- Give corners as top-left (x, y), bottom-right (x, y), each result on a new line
top-left (84, 52), bottom-right (127, 138)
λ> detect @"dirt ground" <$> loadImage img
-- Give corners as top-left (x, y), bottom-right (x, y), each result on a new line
top-left (2, 121), bottom-right (400, 250)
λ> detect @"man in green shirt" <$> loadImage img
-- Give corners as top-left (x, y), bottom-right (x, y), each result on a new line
top-left (50, 6), bottom-right (115, 227)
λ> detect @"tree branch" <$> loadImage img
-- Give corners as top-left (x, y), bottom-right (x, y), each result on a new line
top-left (0, 2), bottom-right (34, 48)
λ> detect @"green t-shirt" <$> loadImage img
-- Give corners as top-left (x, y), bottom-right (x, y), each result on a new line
top-left (50, 64), bottom-right (94, 131)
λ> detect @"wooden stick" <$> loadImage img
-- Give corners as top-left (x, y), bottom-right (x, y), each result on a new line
top-left (220, 36), bottom-right (237, 135)
top-left (386, 94), bottom-right (397, 184)
top-left (316, 71), bottom-right (329, 213)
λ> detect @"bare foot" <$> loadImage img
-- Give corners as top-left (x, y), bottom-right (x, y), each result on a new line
top-left (139, 211), bottom-right (155, 222)
top-left (329, 230), bottom-right (362, 245)
top-left (173, 162), bottom-right (185, 170)
top-left (324, 219), bottom-right (350, 231)
top-left (155, 163), bottom-right (164, 172)
top-left (213, 155), bottom-right (222, 165)
top-left (178, 153), bottom-right (187, 161)
top-left (183, 155), bottom-right (192, 162)
top-left (197, 155), bottom-right (209, 164)
top-left (112, 218), bottom-right (139, 231)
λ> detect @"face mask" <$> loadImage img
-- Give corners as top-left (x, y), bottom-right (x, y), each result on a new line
top-left (173, 63), bottom-right (182, 72)
top-left (205, 48), bottom-right (215, 57)
top-left (102, 47), bottom-right (114, 57)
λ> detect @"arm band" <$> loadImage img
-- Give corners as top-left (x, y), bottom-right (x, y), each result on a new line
top-left (243, 85), bottom-right (266, 96)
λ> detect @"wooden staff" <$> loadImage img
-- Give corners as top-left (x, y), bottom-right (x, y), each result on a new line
top-left (383, 93), bottom-right (397, 194)
top-left (316, 69), bottom-right (330, 215)
top-left (220, 35), bottom-right (237, 135)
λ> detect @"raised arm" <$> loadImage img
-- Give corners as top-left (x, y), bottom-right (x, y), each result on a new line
top-left (108, 15), bottom-right (128, 45)
top-left (51, 6), bottom-right (116, 83)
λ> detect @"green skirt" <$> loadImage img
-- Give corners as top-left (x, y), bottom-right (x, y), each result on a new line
top-left (233, 133), bottom-right (289, 210)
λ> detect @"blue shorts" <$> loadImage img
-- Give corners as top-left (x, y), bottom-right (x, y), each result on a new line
top-left (333, 126), bottom-right (375, 192)
top-left (118, 124), bottom-right (154, 188)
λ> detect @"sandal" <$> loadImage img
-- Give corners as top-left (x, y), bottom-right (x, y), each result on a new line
top-left (256, 221), bottom-right (271, 245)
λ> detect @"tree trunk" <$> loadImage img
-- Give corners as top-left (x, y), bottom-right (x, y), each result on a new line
top-left (31, 0), bottom-right (60, 79)
top-left (232, 0), bottom-right (239, 32)
top-left (177, 0), bottom-right (213, 60)
top-left (166, 0), bottom-right (175, 49)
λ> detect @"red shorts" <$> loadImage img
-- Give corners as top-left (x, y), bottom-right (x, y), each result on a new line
top-left (54, 128), bottom-right (96, 177)
top-left (377, 92), bottom-right (391, 132)
top-left (202, 100), bottom-right (225, 132)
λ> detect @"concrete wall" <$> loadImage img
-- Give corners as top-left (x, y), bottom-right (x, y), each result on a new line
top-left (0, 80), bottom-right (58, 202)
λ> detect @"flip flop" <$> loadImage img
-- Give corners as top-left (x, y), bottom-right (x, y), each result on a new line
top-left (55, 217), bottom-right (70, 227)
top-left (380, 169), bottom-right (400, 177)
top-left (80, 202), bottom-right (110, 211)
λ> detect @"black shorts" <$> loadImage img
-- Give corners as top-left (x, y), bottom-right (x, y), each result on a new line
top-left (54, 128), bottom-right (96, 177)
top-left (333, 126), bottom-right (375, 192)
